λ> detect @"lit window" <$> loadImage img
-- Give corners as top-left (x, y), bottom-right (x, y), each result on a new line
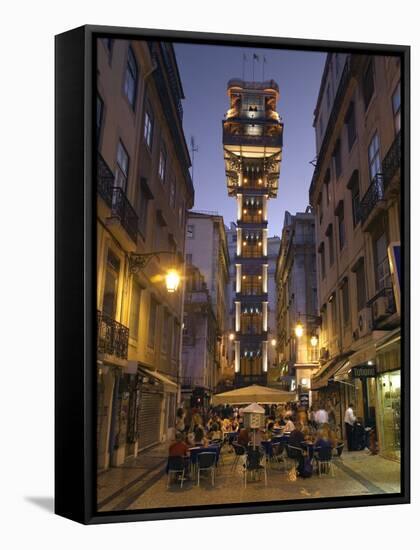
top-left (144, 109), bottom-right (154, 149)
top-left (115, 141), bottom-right (129, 191)
top-left (368, 132), bottom-right (381, 181)
top-left (159, 145), bottom-right (167, 183)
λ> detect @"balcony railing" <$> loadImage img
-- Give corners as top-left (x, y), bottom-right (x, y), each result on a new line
top-left (382, 131), bottom-right (401, 191)
top-left (110, 188), bottom-right (139, 243)
top-left (97, 154), bottom-right (139, 244)
top-left (223, 122), bottom-right (283, 149)
top-left (97, 310), bottom-right (129, 359)
top-left (359, 174), bottom-right (385, 225)
top-left (97, 153), bottom-right (114, 208)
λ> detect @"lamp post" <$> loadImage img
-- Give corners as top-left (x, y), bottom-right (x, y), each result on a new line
top-left (128, 251), bottom-right (182, 293)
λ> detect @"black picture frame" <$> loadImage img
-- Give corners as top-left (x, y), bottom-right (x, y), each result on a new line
top-left (55, 25), bottom-right (410, 525)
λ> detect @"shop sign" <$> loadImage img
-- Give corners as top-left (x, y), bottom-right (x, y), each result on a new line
top-left (351, 365), bottom-right (376, 378)
top-left (299, 393), bottom-right (309, 408)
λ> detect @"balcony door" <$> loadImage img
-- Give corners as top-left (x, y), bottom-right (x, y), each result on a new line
top-left (102, 249), bottom-right (120, 319)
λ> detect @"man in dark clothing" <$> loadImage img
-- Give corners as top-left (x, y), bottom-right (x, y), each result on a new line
top-left (288, 422), bottom-right (305, 474)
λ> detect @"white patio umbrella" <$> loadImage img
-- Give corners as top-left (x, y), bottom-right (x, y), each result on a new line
top-left (211, 384), bottom-right (296, 405)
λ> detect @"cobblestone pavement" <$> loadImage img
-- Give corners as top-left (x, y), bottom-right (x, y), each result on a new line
top-left (97, 443), bottom-right (401, 512)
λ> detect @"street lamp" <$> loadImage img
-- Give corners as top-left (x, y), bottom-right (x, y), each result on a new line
top-left (294, 321), bottom-right (304, 338)
top-left (128, 251), bottom-right (182, 293)
top-left (229, 332), bottom-right (235, 341)
top-left (165, 269), bottom-right (181, 293)
top-left (271, 338), bottom-right (277, 347)
top-left (310, 335), bottom-right (318, 347)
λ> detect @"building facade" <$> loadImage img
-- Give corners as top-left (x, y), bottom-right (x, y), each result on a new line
top-left (222, 79), bottom-right (283, 387)
top-left (96, 39), bottom-right (194, 469)
top-left (274, 210), bottom-right (318, 400)
top-left (309, 53), bottom-right (401, 458)
top-left (183, 211), bottom-right (231, 397)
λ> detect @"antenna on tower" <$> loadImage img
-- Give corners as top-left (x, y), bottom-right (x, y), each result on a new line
top-left (190, 136), bottom-right (199, 183)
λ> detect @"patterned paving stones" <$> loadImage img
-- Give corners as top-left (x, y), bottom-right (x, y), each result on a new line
top-left (97, 444), bottom-right (401, 512)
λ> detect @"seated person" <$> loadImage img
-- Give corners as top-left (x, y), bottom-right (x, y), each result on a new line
top-left (169, 432), bottom-right (190, 457)
top-left (264, 421), bottom-right (275, 441)
top-left (193, 427), bottom-right (208, 447)
top-left (314, 426), bottom-right (333, 448)
top-left (283, 416), bottom-right (295, 433)
top-left (237, 427), bottom-right (250, 447)
top-left (230, 419), bottom-right (239, 432)
top-left (288, 422), bottom-right (305, 447)
top-left (209, 423), bottom-right (223, 441)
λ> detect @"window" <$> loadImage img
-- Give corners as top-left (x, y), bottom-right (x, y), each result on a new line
top-left (351, 181), bottom-right (361, 227)
top-left (392, 82), bottom-right (401, 134)
top-left (129, 281), bottom-right (141, 340)
top-left (317, 192), bottom-right (323, 225)
top-left (124, 46), bottom-right (138, 108)
top-left (374, 233), bottom-right (391, 291)
top-left (102, 250), bottom-right (120, 318)
top-left (162, 310), bottom-right (170, 354)
top-left (338, 206), bottom-right (346, 250)
top-left (148, 298), bottom-right (158, 348)
top-left (186, 253), bottom-right (193, 265)
top-left (101, 38), bottom-right (114, 59)
top-left (144, 108), bottom-right (154, 149)
top-left (158, 144), bottom-right (167, 183)
top-left (333, 140), bottom-right (342, 179)
top-left (341, 278), bottom-right (350, 326)
top-left (187, 225), bottom-right (195, 239)
top-left (345, 102), bottom-right (356, 150)
top-left (326, 224), bottom-right (334, 266)
top-left (115, 141), bottom-right (129, 191)
top-left (368, 132), bottom-right (381, 181)
top-left (179, 200), bottom-right (185, 228)
top-left (96, 94), bottom-right (104, 144)
top-left (330, 293), bottom-right (337, 332)
top-left (362, 60), bottom-right (375, 110)
top-left (319, 242), bottom-right (326, 280)
top-left (169, 176), bottom-right (176, 209)
top-left (324, 170), bottom-right (331, 206)
top-left (354, 259), bottom-right (366, 312)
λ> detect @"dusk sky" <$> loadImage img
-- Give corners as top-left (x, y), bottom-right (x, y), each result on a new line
top-left (175, 43), bottom-right (326, 237)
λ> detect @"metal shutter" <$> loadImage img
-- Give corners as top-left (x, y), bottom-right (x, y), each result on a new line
top-left (138, 390), bottom-right (162, 450)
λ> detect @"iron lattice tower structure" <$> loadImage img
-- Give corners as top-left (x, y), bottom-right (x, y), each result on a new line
top-left (223, 78), bottom-right (283, 387)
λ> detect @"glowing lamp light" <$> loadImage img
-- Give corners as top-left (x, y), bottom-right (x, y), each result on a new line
top-left (244, 178), bottom-right (248, 183)
top-left (165, 269), bottom-right (180, 293)
top-left (258, 242), bottom-right (262, 246)
top-left (310, 335), bottom-right (318, 347)
top-left (242, 275), bottom-right (247, 280)
top-left (367, 360), bottom-right (373, 366)
top-left (258, 178), bottom-right (263, 184)
top-left (243, 209), bottom-right (248, 214)
top-left (229, 332), bottom-right (235, 341)
top-left (258, 210), bottom-right (262, 214)
top-left (243, 241), bottom-right (247, 246)
top-left (271, 338), bottom-right (277, 347)
top-left (258, 275), bottom-right (262, 280)
top-left (294, 321), bottom-right (304, 338)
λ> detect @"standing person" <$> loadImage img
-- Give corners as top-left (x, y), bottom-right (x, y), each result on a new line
top-left (175, 407), bottom-right (185, 433)
top-left (344, 403), bottom-right (356, 451)
top-left (314, 403), bottom-right (329, 427)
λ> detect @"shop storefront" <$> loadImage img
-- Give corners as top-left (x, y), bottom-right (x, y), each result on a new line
top-left (375, 330), bottom-right (401, 461)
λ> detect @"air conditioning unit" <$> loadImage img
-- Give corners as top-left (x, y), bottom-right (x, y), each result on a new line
top-left (372, 296), bottom-right (389, 322)
top-left (358, 308), bottom-right (372, 337)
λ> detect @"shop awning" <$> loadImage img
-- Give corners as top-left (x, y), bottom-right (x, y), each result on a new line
top-left (211, 384), bottom-right (296, 405)
top-left (311, 356), bottom-right (351, 390)
top-left (138, 367), bottom-right (178, 393)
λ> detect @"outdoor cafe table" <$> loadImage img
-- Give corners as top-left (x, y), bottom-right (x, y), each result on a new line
top-left (189, 445), bottom-right (220, 467)
top-left (300, 440), bottom-right (316, 459)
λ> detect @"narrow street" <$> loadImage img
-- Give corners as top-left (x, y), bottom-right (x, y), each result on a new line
top-left (98, 443), bottom-right (400, 512)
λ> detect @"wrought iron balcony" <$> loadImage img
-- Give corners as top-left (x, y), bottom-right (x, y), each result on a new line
top-left (382, 131), bottom-right (401, 191)
top-left (359, 174), bottom-right (385, 226)
top-left (97, 310), bottom-right (129, 359)
top-left (97, 154), bottom-right (139, 244)
top-left (110, 187), bottom-right (139, 244)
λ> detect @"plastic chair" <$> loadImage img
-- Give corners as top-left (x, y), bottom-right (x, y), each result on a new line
top-left (244, 448), bottom-right (267, 487)
top-left (334, 442), bottom-right (345, 459)
top-left (314, 446), bottom-right (335, 476)
top-left (271, 442), bottom-right (286, 469)
top-left (166, 456), bottom-right (186, 488)
top-left (231, 442), bottom-right (246, 472)
top-left (197, 452), bottom-right (217, 487)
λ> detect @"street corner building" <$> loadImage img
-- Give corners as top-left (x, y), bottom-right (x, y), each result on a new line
top-left (96, 38), bottom-right (194, 470)
top-left (222, 78), bottom-right (283, 387)
top-left (308, 53), bottom-right (401, 461)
